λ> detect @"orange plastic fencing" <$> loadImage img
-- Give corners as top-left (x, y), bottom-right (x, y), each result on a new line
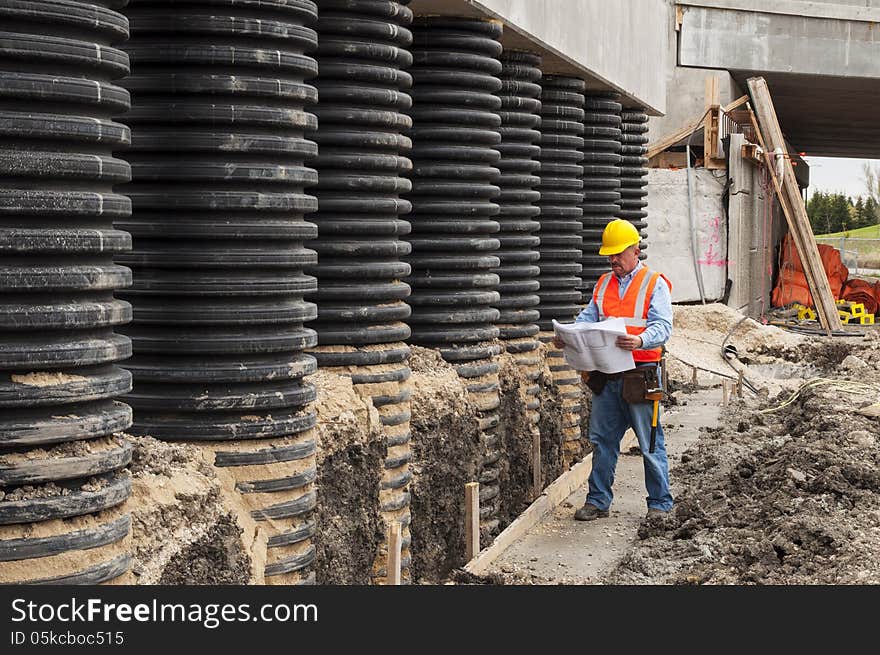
top-left (841, 278), bottom-right (880, 315)
top-left (771, 234), bottom-right (848, 308)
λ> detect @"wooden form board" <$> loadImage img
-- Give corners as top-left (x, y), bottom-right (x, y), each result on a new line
top-left (746, 77), bottom-right (842, 333)
top-left (465, 430), bottom-right (638, 576)
top-left (646, 94), bottom-right (749, 161)
top-left (703, 76), bottom-right (725, 169)
top-left (649, 151), bottom-right (688, 169)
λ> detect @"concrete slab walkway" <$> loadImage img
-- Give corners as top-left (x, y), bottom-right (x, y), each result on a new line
top-left (484, 387), bottom-right (723, 584)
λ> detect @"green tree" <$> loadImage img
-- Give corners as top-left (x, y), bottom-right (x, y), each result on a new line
top-left (853, 197), bottom-right (867, 229)
top-left (865, 197), bottom-right (880, 226)
top-left (806, 191), bottom-right (856, 234)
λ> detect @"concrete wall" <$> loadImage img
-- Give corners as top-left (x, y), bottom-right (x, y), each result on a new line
top-left (647, 0), bottom-right (741, 144)
top-left (678, 1), bottom-right (880, 21)
top-left (679, 5), bottom-right (880, 79)
top-left (411, 0), bottom-right (669, 114)
top-left (728, 134), bottom-right (772, 314)
top-left (646, 168), bottom-right (729, 303)
top-left (647, 150), bottom-right (786, 314)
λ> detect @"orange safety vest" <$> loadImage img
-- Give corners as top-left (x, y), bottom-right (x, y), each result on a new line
top-left (593, 267), bottom-right (672, 363)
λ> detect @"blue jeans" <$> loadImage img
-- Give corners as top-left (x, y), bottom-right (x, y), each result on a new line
top-left (586, 376), bottom-right (674, 512)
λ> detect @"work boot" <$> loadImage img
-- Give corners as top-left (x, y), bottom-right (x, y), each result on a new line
top-left (574, 503), bottom-right (609, 521)
top-left (645, 508), bottom-right (669, 519)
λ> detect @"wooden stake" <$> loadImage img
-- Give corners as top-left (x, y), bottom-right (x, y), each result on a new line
top-left (691, 367), bottom-right (698, 386)
top-left (737, 370), bottom-right (744, 398)
top-left (722, 380), bottom-right (730, 406)
top-left (386, 521), bottom-right (402, 585)
top-left (465, 482), bottom-right (480, 561)
top-left (532, 431), bottom-right (542, 498)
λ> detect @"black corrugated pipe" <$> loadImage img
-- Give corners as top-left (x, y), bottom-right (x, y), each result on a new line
top-left (580, 93), bottom-right (623, 300)
top-left (494, 50), bottom-right (542, 431)
top-left (0, 0), bottom-right (134, 585)
top-left (118, 0), bottom-right (320, 585)
top-left (536, 75), bottom-right (585, 468)
top-left (617, 110), bottom-right (650, 262)
top-left (405, 17), bottom-right (504, 538)
top-left (309, 0), bottom-right (415, 585)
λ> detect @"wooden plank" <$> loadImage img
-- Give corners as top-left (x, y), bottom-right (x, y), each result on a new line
top-left (704, 76), bottom-right (720, 152)
top-left (465, 482), bottom-right (479, 561)
top-left (748, 84), bottom-right (838, 330)
top-left (704, 75), bottom-right (726, 169)
top-left (465, 430), bottom-right (638, 576)
top-left (746, 77), bottom-right (842, 332)
top-left (531, 431), bottom-right (542, 498)
top-left (649, 151), bottom-right (688, 169)
top-left (646, 95), bottom-right (749, 160)
top-left (386, 521), bottom-right (402, 585)
top-left (745, 87), bottom-right (835, 330)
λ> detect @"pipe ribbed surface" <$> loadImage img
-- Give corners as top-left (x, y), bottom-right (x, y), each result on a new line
top-left (118, 0), bottom-right (320, 584)
top-left (494, 50), bottom-right (542, 429)
top-left (536, 75), bottom-right (584, 468)
top-left (580, 93), bottom-right (623, 300)
top-left (310, 0), bottom-right (415, 584)
top-left (405, 17), bottom-right (504, 537)
top-left (0, 0), bottom-right (134, 585)
top-left (617, 110), bottom-right (650, 262)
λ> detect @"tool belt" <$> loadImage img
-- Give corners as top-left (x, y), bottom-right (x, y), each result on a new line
top-left (585, 363), bottom-right (663, 403)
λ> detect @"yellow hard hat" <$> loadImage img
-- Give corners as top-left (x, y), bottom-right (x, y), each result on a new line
top-left (599, 219), bottom-right (640, 256)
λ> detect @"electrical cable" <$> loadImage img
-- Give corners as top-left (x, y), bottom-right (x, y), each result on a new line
top-left (778, 324), bottom-right (865, 337)
top-left (719, 314), bottom-right (760, 394)
top-left (759, 378), bottom-right (880, 414)
top-left (685, 108), bottom-right (712, 306)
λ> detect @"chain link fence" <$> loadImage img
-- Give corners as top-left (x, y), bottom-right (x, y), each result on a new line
top-left (814, 236), bottom-right (880, 279)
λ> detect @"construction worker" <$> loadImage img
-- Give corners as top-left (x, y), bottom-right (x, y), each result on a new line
top-left (554, 219), bottom-right (674, 521)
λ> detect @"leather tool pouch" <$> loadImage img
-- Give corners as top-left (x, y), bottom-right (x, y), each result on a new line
top-left (585, 370), bottom-right (607, 396)
top-left (621, 368), bottom-right (650, 404)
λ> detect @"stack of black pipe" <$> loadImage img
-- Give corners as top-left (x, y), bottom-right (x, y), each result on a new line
top-left (536, 75), bottom-right (585, 467)
top-left (535, 76), bottom-right (585, 327)
top-left (580, 93), bottom-right (623, 299)
top-left (309, 0), bottom-right (415, 584)
top-left (493, 50), bottom-right (542, 423)
top-left (119, 0), bottom-right (320, 585)
top-left (0, 0), bottom-right (134, 585)
top-left (405, 17), bottom-right (504, 536)
top-left (617, 110), bottom-right (650, 261)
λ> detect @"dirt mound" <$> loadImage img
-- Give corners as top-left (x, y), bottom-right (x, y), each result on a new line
top-left (129, 436), bottom-right (254, 584)
top-left (605, 339), bottom-right (880, 585)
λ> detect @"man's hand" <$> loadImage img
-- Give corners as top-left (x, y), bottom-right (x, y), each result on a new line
top-left (552, 336), bottom-right (564, 349)
top-left (616, 334), bottom-right (643, 351)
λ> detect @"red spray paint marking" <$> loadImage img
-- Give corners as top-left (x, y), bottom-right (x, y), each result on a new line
top-left (697, 215), bottom-right (730, 267)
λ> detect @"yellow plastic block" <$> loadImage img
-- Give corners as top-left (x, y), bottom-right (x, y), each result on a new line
top-left (838, 311), bottom-right (851, 324)
top-left (858, 314), bottom-right (875, 325)
top-left (797, 306), bottom-right (817, 321)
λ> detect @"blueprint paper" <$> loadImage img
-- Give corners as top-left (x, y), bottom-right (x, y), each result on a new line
top-left (552, 318), bottom-right (635, 374)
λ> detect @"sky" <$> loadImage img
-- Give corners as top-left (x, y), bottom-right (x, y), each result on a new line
top-left (804, 156), bottom-right (880, 200)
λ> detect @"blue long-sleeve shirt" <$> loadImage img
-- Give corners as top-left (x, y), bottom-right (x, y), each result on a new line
top-left (575, 262), bottom-right (673, 350)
